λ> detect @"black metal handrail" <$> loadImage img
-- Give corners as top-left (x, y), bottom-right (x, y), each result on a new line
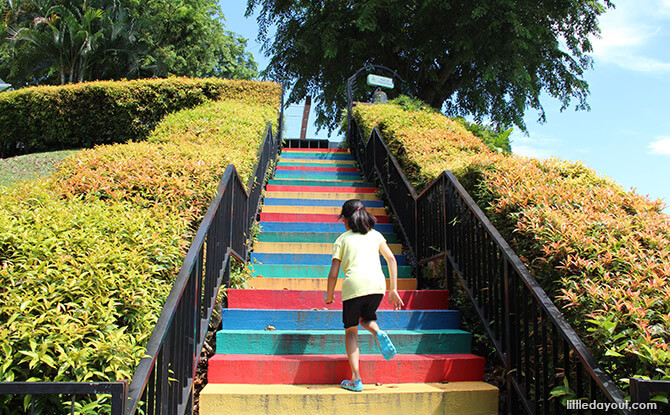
top-left (348, 116), bottom-right (637, 414)
top-left (123, 116), bottom-right (282, 414)
top-left (0, 382), bottom-right (127, 415)
top-left (1, 108), bottom-right (283, 414)
top-left (630, 379), bottom-right (670, 415)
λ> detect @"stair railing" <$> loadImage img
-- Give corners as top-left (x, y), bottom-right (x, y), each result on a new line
top-left (348, 116), bottom-right (632, 414)
top-left (124, 120), bottom-right (281, 415)
top-left (0, 107), bottom-right (283, 414)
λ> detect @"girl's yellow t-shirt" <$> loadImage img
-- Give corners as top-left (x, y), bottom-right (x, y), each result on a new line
top-left (332, 229), bottom-right (387, 301)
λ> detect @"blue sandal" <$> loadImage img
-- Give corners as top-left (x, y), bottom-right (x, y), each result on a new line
top-left (341, 379), bottom-right (363, 392)
top-left (377, 330), bottom-right (396, 360)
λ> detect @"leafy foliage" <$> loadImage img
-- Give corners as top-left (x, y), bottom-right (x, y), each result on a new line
top-left (0, 84), bottom-right (280, 413)
top-left (354, 102), bottom-right (670, 385)
top-left (0, 77), bottom-right (280, 157)
top-left (248, 0), bottom-right (612, 132)
top-left (0, 0), bottom-right (257, 86)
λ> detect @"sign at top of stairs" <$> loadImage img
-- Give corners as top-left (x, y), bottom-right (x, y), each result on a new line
top-left (199, 148), bottom-right (498, 415)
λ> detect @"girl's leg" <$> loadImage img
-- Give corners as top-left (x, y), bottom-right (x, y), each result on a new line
top-left (345, 326), bottom-right (361, 381)
top-left (359, 318), bottom-right (380, 335)
top-left (360, 317), bottom-right (396, 360)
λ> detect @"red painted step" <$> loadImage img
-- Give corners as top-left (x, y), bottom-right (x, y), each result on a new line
top-left (208, 354), bottom-right (485, 384)
top-left (266, 185), bottom-right (378, 193)
top-left (276, 166), bottom-right (359, 172)
top-left (227, 289), bottom-right (450, 310)
top-left (259, 212), bottom-right (390, 223)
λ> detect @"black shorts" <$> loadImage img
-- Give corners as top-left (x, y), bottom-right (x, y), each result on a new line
top-left (342, 294), bottom-right (384, 329)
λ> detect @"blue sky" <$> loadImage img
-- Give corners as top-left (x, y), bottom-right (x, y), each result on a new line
top-left (221, 1), bottom-right (670, 212)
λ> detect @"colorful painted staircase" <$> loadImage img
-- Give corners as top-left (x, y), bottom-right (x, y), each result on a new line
top-left (199, 148), bottom-right (498, 414)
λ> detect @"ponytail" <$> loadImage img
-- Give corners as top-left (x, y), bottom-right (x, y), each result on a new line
top-left (338, 199), bottom-right (376, 234)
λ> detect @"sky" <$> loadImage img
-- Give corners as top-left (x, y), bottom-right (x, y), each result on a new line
top-left (220, 1), bottom-right (670, 212)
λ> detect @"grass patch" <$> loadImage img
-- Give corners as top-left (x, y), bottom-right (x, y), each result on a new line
top-left (0, 150), bottom-right (79, 186)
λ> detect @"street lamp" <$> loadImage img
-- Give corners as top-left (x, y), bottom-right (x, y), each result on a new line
top-left (0, 79), bottom-right (11, 92)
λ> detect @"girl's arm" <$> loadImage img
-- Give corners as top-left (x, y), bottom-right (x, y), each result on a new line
top-left (379, 241), bottom-right (404, 310)
top-left (325, 258), bottom-right (341, 304)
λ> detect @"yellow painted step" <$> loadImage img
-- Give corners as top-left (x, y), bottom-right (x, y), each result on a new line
top-left (262, 205), bottom-right (387, 215)
top-left (247, 277), bottom-right (417, 291)
top-left (254, 242), bottom-right (403, 255)
top-left (280, 158), bottom-right (356, 164)
top-left (265, 191), bottom-right (380, 200)
top-left (200, 382), bottom-right (498, 415)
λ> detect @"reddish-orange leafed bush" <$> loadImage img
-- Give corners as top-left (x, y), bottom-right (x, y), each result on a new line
top-left (354, 102), bottom-right (670, 383)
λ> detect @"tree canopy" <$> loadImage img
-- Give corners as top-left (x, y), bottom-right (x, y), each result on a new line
top-left (247, 0), bottom-right (613, 131)
top-left (0, 0), bottom-right (257, 87)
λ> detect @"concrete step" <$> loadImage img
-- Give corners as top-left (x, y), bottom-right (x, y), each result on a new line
top-left (265, 191), bottom-right (380, 200)
top-left (276, 165), bottom-right (359, 172)
top-left (263, 198), bottom-right (383, 207)
top-left (257, 231), bottom-right (398, 243)
top-left (246, 276), bottom-right (418, 291)
top-left (268, 178), bottom-right (374, 187)
top-left (248, 264), bottom-right (412, 279)
top-left (282, 148), bottom-right (350, 152)
top-left (260, 205), bottom-right (386, 215)
top-left (215, 329), bottom-right (471, 355)
top-left (199, 382), bottom-right (498, 415)
top-left (279, 158), bottom-right (356, 164)
top-left (250, 252), bottom-right (406, 266)
top-left (207, 354), bottom-right (485, 384)
top-left (265, 184), bottom-right (378, 193)
top-left (219, 309), bottom-right (461, 330)
top-left (259, 212), bottom-right (389, 223)
top-left (280, 151), bottom-right (353, 159)
top-left (227, 289), bottom-right (449, 310)
top-left (253, 242), bottom-right (403, 255)
top-left (279, 161), bottom-right (357, 168)
top-left (273, 172), bottom-right (363, 180)
top-left (258, 222), bottom-right (394, 233)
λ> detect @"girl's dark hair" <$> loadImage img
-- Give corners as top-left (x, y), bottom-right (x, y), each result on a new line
top-left (338, 199), bottom-right (376, 234)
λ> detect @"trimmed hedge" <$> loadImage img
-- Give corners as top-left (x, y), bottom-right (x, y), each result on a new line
top-left (0, 77), bottom-right (280, 157)
top-left (1, 90), bottom-right (279, 399)
top-left (354, 102), bottom-right (670, 385)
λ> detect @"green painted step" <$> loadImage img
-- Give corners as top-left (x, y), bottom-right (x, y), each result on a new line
top-left (273, 173), bottom-right (363, 181)
top-left (257, 232), bottom-right (398, 244)
top-left (279, 162), bottom-right (357, 168)
top-left (268, 179), bottom-right (375, 187)
top-left (249, 264), bottom-right (412, 279)
top-left (215, 329), bottom-right (472, 355)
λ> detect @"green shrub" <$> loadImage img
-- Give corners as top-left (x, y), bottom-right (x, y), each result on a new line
top-left (0, 77), bottom-right (281, 157)
top-left (354, 102), bottom-right (670, 386)
top-left (1, 88), bottom-right (279, 408)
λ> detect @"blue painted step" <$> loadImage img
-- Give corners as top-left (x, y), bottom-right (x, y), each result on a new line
top-left (280, 153), bottom-right (355, 160)
top-left (273, 172), bottom-right (363, 180)
top-left (258, 222), bottom-right (394, 233)
top-left (250, 252), bottom-right (407, 266)
top-left (220, 309), bottom-right (461, 330)
top-left (263, 198), bottom-right (384, 207)
top-left (257, 231), bottom-right (398, 243)
top-left (268, 179), bottom-right (376, 187)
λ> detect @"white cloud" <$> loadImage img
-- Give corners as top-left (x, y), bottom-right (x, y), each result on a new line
top-left (649, 137), bottom-right (670, 155)
top-left (512, 145), bottom-right (553, 159)
top-left (510, 130), bottom-right (561, 159)
top-left (592, 0), bottom-right (670, 73)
